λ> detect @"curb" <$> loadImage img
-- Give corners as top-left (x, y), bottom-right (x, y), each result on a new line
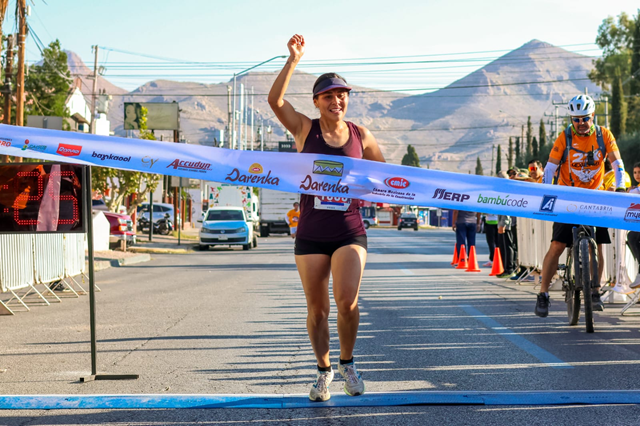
top-left (128, 247), bottom-right (195, 255)
top-left (93, 253), bottom-right (151, 267)
top-left (87, 260), bottom-right (112, 272)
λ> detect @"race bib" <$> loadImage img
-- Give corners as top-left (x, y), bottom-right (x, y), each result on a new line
top-left (314, 196), bottom-right (351, 211)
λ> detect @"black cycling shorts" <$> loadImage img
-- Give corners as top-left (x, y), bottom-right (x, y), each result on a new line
top-left (294, 234), bottom-right (368, 256)
top-left (551, 222), bottom-right (611, 247)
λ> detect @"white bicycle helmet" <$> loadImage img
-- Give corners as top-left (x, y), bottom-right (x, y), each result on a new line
top-left (567, 94), bottom-right (595, 116)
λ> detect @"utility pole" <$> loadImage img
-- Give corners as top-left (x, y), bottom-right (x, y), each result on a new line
top-left (250, 87), bottom-right (254, 151)
top-left (90, 45), bottom-right (99, 134)
top-left (491, 145), bottom-right (495, 176)
top-left (3, 34), bottom-right (14, 126)
top-left (1, 35), bottom-right (14, 163)
top-left (173, 129), bottom-right (179, 230)
top-left (226, 86), bottom-right (231, 149)
top-left (15, 0), bottom-right (27, 127)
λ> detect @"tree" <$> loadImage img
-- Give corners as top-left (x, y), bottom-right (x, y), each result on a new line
top-left (514, 136), bottom-right (521, 169)
top-left (92, 107), bottom-right (161, 215)
top-left (508, 137), bottom-right (514, 168)
top-left (525, 116), bottom-right (533, 160)
top-left (401, 144), bottom-right (420, 167)
top-left (628, 9), bottom-right (640, 134)
top-left (495, 145), bottom-right (502, 175)
top-left (631, 9), bottom-right (640, 96)
top-left (24, 40), bottom-right (71, 121)
top-left (539, 119), bottom-right (547, 153)
top-left (589, 12), bottom-right (636, 89)
top-left (611, 67), bottom-right (627, 138)
top-left (532, 136), bottom-right (538, 159)
top-left (475, 156), bottom-right (483, 175)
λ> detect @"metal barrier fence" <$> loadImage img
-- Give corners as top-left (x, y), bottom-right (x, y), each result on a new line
top-left (0, 233), bottom-right (86, 315)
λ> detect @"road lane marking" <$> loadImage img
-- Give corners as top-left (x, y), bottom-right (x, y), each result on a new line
top-left (459, 305), bottom-right (572, 369)
top-left (401, 269), bottom-right (414, 275)
top-left (5, 391), bottom-right (640, 408)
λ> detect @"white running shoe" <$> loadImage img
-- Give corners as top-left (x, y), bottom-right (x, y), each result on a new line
top-left (309, 369), bottom-right (334, 402)
top-left (338, 362), bottom-right (365, 396)
top-left (631, 274), bottom-right (640, 289)
top-left (482, 261), bottom-right (493, 268)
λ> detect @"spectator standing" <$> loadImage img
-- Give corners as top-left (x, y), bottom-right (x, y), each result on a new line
top-left (452, 210), bottom-right (481, 260)
top-left (483, 214), bottom-right (499, 267)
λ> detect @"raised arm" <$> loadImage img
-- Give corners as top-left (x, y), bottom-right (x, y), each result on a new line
top-left (358, 125), bottom-right (385, 163)
top-left (268, 35), bottom-right (312, 146)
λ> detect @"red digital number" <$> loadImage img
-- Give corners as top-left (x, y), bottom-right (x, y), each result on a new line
top-left (13, 171), bottom-right (44, 226)
top-left (48, 170), bottom-right (79, 226)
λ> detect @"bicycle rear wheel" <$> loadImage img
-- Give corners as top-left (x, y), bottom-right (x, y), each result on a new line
top-left (566, 289), bottom-right (581, 325)
top-left (580, 238), bottom-right (594, 333)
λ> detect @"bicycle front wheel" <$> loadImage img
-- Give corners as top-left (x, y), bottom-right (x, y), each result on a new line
top-left (580, 238), bottom-right (594, 333)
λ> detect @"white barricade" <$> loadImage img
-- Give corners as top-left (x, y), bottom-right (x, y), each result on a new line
top-left (0, 234), bottom-right (36, 293)
top-left (33, 234), bottom-right (65, 286)
top-left (64, 233), bottom-right (86, 278)
top-left (0, 233), bottom-right (88, 313)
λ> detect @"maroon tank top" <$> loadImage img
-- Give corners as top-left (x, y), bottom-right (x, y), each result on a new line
top-left (296, 119), bottom-right (366, 241)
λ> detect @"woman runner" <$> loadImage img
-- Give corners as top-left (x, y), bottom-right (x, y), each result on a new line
top-left (268, 34), bottom-right (385, 402)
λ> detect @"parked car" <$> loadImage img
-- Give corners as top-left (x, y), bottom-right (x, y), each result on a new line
top-left (103, 211), bottom-right (136, 249)
top-left (198, 207), bottom-right (258, 251)
top-left (137, 202), bottom-right (180, 226)
top-left (398, 213), bottom-right (419, 231)
top-left (360, 206), bottom-right (377, 229)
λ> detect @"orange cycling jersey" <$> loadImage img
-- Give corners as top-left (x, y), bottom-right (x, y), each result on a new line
top-left (549, 126), bottom-right (619, 190)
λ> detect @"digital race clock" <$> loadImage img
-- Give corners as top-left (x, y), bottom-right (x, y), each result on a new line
top-left (0, 163), bottom-right (85, 233)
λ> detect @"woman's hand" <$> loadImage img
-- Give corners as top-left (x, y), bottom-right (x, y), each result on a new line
top-left (287, 34), bottom-right (305, 61)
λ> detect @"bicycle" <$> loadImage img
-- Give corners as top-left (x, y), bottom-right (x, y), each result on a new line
top-left (560, 225), bottom-right (599, 333)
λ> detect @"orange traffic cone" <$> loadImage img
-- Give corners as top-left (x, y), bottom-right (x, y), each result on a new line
top-left (466, 246), bottom-right (481, 272)
top-left (456, 245), bottom-right (468, 270)
top-left (451, 245), bottom-right (459, 266)
top-left (489, 247), bottom-right (504, 276)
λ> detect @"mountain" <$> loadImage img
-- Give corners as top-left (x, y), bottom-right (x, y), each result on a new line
top-left (66, 40), bottom-right (600, 172)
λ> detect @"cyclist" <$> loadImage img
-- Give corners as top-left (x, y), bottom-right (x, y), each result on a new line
top-left (268, 34), bottom-right (385, 402)
top-left (535, 94), bottom-right (627, 317)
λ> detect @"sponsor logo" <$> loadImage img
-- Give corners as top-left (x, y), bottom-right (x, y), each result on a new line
top-left (431, 188), bottom-right (470, 202)
top-left (624, 204), bottom-right (640, 223)
top-left (21, 139), bottom-right (47, 152)
top-left (141, 156), bottom-right (158, 168)
top-left (313, 160), bottom-right (343, 177)
top-left (566, 203), bottom-right (613, 215)
top-left (300, 175), bottom-right (349, 194)
top-left (166, 159), bottom-right (211, 173)
top-left (539, 195), bottom-right (557, 213)
top-left (225, 167), bottom-right (280, 186)
top-left (92, 151), bottom-right (131, 162)
top-left (57, 143), bottom-right (82, 157)
top-left (249, 163), bottom-right (263, 174)
top-left (0, 139), bottom-right (12, 147)
top-left (384, 177), bottom-right (410, 189)
top-left (477, 194), bottom-right (529, 208)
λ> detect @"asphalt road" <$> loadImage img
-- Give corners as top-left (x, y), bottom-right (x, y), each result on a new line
top-left (2, 228), bottom-right (640, 425)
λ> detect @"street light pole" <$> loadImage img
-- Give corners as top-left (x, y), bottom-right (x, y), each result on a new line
top-left (231, 55), bottom-right (286, 150)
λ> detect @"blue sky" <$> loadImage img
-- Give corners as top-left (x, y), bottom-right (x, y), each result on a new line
top-left (5, 0), bottom-right (638, 92)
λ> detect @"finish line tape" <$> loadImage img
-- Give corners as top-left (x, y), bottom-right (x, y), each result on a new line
top-left (1, 124), bottom-right (638, 231)
top-left (2, 391), bottom-right (640, 409)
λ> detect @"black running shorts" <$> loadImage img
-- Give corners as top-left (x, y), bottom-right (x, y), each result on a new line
top-left (551, 222), bottom-right (611, 247)
top-left (294, 234), bottom-right (368, 256)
